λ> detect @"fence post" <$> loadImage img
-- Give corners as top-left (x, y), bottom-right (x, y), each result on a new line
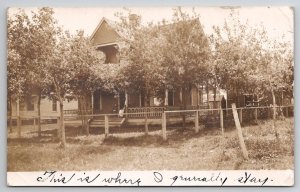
top-left (17, 116), bottom-right (21, 138)
top-left (33, 117), bottom-right (36, 136)
top-left (254, 108), bottom-right (258, 121)
top-left (239, 108), bottom-right (243, 124)
top-left (162, 112), bottom-right (167, 140)
top-left (57, 116), bottom-right (61, 138)
top-left (105, 115), bottom-right (109, 138)
top-left (220, 107), bottom-right (224, 135)
top-left (232, 103), bottom-right (249, 160)
top-left (145, 113), bottom-right (149, 135)
top-left (195, 111), bottom-right (199, 133)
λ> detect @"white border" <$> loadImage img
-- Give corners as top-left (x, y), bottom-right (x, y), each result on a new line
top-left (7, 170), bottom-right (294, 186)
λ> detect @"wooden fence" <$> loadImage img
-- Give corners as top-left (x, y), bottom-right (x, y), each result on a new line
top-left (8, 105), bottom-right (294, 140)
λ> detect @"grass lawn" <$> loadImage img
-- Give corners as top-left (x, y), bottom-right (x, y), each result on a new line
top-left (7, 117), bottom-right (294, 171)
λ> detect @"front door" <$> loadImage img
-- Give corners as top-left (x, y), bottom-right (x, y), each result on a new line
top-left (93, 90), bottom-right (101, 113)
top-left (101, 92), bottom-right (118, 114)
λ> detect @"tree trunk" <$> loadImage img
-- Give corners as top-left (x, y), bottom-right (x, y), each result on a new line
top-left (213, 82), bottom-right (217, 114)
top-left (182, 87), bottom-right (186, 129)
top-left (144, 90), bottom-right (149, 135)
top-left (9, 96), bottom-right (13, 133)
top-left (83, 95), bottom-right (89, 135)
top-left (206, 81), bottom-right (209, 109)
top-left (271, 87), bottom-right (279, 139)
top-left (17, 98), bottom-right (21, 138)
top-left (59, 101), bottom-right (66, 148)
top-left (37, 92), bottom-right (42, 137)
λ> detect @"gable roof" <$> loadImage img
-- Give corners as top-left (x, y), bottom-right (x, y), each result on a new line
top-left (90, 17), bottom-right (207, 48)
top-left (90, 17), bottom-right (122, 47)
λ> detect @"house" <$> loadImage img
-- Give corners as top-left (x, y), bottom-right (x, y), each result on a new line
top-left (7, 88), bottom-right (78, 126)
top-left (89, 17), bottom-right (224, 118)
top-left (8, 17), bottom-right (225, 127)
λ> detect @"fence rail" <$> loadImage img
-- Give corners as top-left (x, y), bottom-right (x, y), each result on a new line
top-left (64, 109), bottom-right (92, 115)
top-left (8, 105), bottom-right (294, 120)
top-left (7, 105), bottom-right (294, 140)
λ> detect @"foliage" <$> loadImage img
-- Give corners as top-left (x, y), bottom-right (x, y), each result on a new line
top-left (159, 8), bottom-right (210, 90)
top-left (210, 10), bottom-right (293, 106)
top-left (7, 9), bottom-right (30, 100)
top-left (115, 11), bottom-right (165, 105)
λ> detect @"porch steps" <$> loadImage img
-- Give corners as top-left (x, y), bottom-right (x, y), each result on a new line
top-left (89, 117), bottom-right (125, 128)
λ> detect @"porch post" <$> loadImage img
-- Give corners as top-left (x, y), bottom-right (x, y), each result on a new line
top-left (139, 92), bottom-right (142, 107)
top-left (99, 91), bottom-right (102, 111)
top-left (164, 89), bottom-right (168, 106)
top-left (197, 87), bottom-right (200, 106)
top-left (191, 89), bottom-right (193, 106)
top-left (125, 90), bottom-right (128, 118)
top-left (91, 92), bottom-right (94, 114)
top-left (125, 90), bottom-right (128, 107)
top-left (117, 93), bottom-right (120, 112)
top-left (180, 88), bottom-right (183, 103)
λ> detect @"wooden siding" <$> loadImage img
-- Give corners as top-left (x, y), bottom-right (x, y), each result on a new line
top-left (91, 20), bottom-right (120, 46)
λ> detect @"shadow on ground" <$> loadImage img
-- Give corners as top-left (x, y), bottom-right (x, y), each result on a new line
top-left (101, 126), bottom-right (223, 148)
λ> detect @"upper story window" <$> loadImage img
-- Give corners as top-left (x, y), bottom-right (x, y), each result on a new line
top-left (99, 44), bottom-right (120, 64)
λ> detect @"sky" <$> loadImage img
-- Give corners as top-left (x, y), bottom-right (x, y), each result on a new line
top-left (8, 7), bottom-right (293, 44)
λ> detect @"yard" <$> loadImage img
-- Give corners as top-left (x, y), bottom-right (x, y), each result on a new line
top-left (7, 117), bottom-right (294, 171)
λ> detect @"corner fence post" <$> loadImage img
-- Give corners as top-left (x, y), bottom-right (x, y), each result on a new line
top-left (232, 103), bottom-right (249, 160)
top-left (195, 111), bottom-right (199, 133)
top-left (162, 112), bottom-right (167, 140)
top-left (105, 115), bottom-right (109, 138)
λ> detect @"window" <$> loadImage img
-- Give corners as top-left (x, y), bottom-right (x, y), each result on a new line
top-left (26, 98), bottom-right (34, 111)
top-left (52, 100), bottom-right (57, 111)
top-left (168, 91), bottom-right (174, 106)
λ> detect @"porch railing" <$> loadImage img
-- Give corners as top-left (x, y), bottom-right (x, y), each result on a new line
top-left (127, 107), bottom-right (165, 118)
top-left (126, 105), bottom-right (210, 118)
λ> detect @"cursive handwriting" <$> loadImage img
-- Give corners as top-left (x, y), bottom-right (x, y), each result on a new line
top-left (237, 171), bottom-right (271, 186)
top-left (36, 171), bottom-right (141, 186)
top-left (36, 171), bottom-right (274, 186)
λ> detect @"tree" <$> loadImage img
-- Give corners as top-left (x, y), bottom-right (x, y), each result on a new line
top-left (210, 10), bottom-right (271, 107)
top-left (157, 7), bottom-right (210, 127)
top-left (115, 11), bottom-right (166, 133)
top-left (7, 9), bottom-right (32, 133)
top-left (8, 8), bottom-right (58, 137)
top-left (68, 31), bottom-right (102, 135)
top-left (210, 10), bottom-right (293, 138)
top-left (27, 8), bottom-right (57, 137)
top-left (44, 29), bottom-right (74, 148)
top-left (254, 39), bottom-right (293, 138)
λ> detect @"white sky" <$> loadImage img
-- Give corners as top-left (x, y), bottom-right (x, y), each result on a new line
top-left (8, 7), bottom-right (293, 43)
